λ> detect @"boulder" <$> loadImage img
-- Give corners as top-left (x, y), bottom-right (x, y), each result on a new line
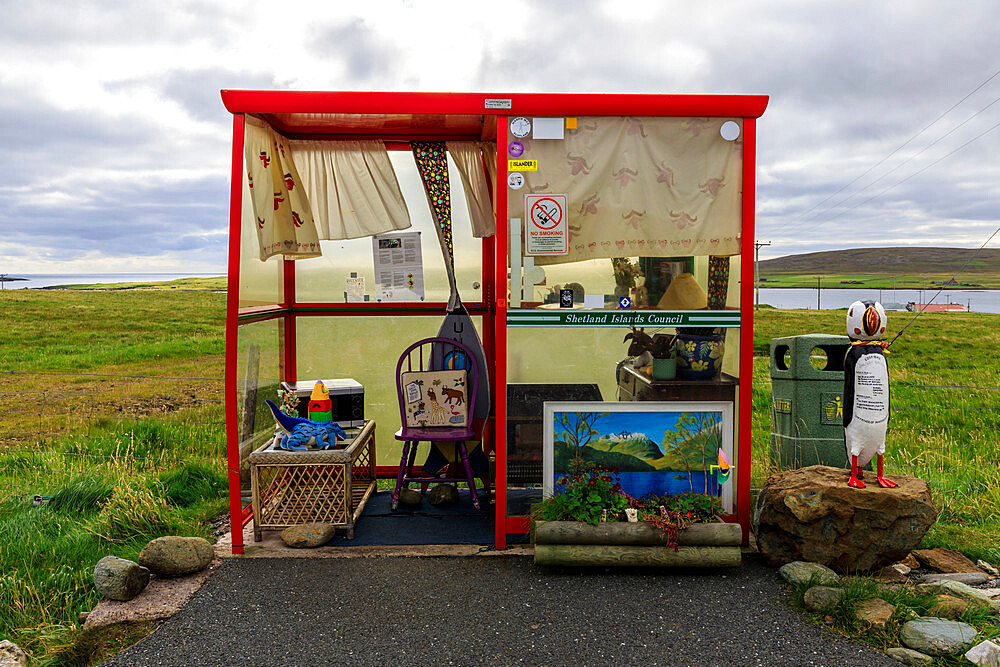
top-left (138, 536), bottom-right (213, 577)
top-left (928, 594), bottom-right (976, 620)
top-left (398, 488), bottom-right (422, 508)
top-left (753, 465), bottom-right (937, 572)
top-left (0, 640), bottom-right (27, 667)
top-left (900, 617), bottom-right (978, 656)
top-left (966, 640), bottom-right (1000, 667)
top-left (921, 572), bottom-right (990, 586)
top-left (92, 556), bottom-right (150, 601)
top-left (913, 548), bottom-right (979, 573)
top-left (855, 597), bottom-right (896, 630)
top-left (779, 561), bottom-right (840, 586)
top-left (803, 585), bottom-right (844, 611)
top-left (916, 580), bottom-right (997, 608)
top-left (428, 484), bottom-right (459, 506)
top-left (885, 647), bottom-right (934, 666)
top-left (978, 560), bottom-right (999, 577)
top-left (280, 523), bottom-right (337, 548)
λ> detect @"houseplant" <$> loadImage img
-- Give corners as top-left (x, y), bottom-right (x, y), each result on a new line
top-left (649, 333), bottom-right (677, 381)
top-left (674, 327), bottom-right (726, 380)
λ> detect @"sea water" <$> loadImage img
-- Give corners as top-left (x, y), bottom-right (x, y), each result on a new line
top-left (0, 273), bottom-right (225, 289)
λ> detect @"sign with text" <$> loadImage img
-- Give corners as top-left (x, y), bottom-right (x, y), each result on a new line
top-left (506, 310), bottom-right (741, 328)
top-left (524, 194), bottom-right (568, 255)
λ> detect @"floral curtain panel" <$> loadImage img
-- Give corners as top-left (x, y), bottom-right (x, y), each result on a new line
top-left (446, 141), bottom-right (496, 238)
top-left (521, 117), bottom-right (743, 264)
top-left (244, 117), bottom-right (321, 261)
top-left (290, 139), bottom-right (411, 241)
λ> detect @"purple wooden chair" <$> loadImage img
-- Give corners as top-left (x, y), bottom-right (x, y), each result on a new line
top-left (391, 337), bottom-right (482, 511)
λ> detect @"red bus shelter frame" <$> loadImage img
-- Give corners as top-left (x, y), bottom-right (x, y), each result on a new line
top-left (222, 91), bottom-right (768, 554)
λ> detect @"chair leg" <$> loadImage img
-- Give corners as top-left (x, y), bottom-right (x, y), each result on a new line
top-left (457, 442), bottom-right (480, 510)
top-left (392, 440), bottom-right (412, 511)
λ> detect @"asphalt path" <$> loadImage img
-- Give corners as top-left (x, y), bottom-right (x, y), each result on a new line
top-left (104, 554), bottom-right (897, 666)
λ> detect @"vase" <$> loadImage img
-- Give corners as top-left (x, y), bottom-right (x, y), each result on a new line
top-left (651, 357), bottom-right (676, 381)
top-left (674, 332), bottom-right (726, 380)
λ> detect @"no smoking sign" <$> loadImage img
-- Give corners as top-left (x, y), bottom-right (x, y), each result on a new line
top-left (524, 193), bottom-right (568, 255)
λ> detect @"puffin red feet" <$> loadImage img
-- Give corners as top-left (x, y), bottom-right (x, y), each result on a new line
top-left (876, 454), bottom-right (897, 488)
top-left (848, 455), bottom-right (865, 488)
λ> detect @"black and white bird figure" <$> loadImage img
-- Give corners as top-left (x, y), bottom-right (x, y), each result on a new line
top-left (843, 300), bottom-right (898, 489)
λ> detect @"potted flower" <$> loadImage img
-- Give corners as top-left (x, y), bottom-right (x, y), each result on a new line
top-left (532, 464), bottom-right (741, 568)
top-left (674, 327), bottom-right (726, 380)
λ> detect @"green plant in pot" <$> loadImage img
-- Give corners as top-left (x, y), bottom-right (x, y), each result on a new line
top-left (674, 327), bottom-right (725, 380)
top-left (650, 333), bottom-right (677, 380)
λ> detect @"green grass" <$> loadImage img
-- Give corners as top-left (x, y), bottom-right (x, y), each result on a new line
top-left (44, 276), bottom-right (227, 291)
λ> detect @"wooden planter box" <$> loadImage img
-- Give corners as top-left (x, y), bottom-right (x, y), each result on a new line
top-left (533, 520), bottom-right (742, 568)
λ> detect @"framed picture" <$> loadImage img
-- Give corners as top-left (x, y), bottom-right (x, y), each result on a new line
top-left (542, 401), bottom-right (734, 513)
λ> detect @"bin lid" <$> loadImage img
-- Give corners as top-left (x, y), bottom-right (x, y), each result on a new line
top-left (770, 333), bottom-right (850, 379)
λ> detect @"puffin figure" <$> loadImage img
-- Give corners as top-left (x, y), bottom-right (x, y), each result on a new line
top-left (843, 300), bottom-right (897, 489)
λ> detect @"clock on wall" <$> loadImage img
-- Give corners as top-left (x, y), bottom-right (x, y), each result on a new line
top-left (509, 116), bottom-right (531, 138)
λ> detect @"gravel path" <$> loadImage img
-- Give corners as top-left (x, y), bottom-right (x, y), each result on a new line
top-left (104, 554), bottom-right (897, 666)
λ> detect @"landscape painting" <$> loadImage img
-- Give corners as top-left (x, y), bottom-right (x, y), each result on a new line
top-left (543, 401), bottom-right (734, 512)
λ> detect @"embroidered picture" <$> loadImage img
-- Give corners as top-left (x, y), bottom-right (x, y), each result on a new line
top-left (401, 370), bottom-right (468, 428)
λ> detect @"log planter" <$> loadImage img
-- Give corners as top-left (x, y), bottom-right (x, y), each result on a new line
top-left (533, 520), bottom-right (742, 568)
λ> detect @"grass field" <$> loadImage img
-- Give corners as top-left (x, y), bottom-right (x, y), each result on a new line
top-left (0, 280), bottom-right (998, 663)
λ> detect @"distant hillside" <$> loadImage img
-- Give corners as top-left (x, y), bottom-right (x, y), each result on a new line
top-left (760, 247), bottom-right (1000, 277)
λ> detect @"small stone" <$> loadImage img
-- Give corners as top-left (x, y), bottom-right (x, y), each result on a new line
top-left (921, 572), bottom-right (990, 586)
top-left (78, 611), bottom-right (89, 625)
top-left (912, 548), bottom-right (980, 574)
top-left (900, 617), bottom-right (978, 656)
top-left (978, 560), bottom-right (1000, 577)
top-left (928, 595), bottom-right (975, 620)
top-left (916, 580), bottom-right (996, 606)
top-left (885, 647), bottom-right (934, 666)
top-left (280, 523), bottom-right (337, 548)
top-left (823, 615), bottom-right (835, 625)
top-left (966, 639), bottom-right (1000, 667)
top-left (877, 566), bottom-right (910, 584)
top-left (804, 586), bottom-right (844, 611)
top-left (855, 598), bottom-right (896, 630)
top-left (901, 554), bottom-right (921, 569)
top-left (893, 563), bottom-right (912, 576)
top-left (138, 536), bottom-right (213, 577)
top-left (0, 640), bottom-right (27, 667)
top-left (427, 483), bottom-right (460, 506)
top-left (398, 488), bottom-right (422, 507)
top-left (779, 561), bottom-right (840, 586)
top-left (92, 556), bottom-right (150, 601)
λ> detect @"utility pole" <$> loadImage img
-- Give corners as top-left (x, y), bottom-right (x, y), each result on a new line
top-left (0, 274), bottom-right (6, 290)
top-left (816, 276), bottom-right (821, 310)
top-left (754, 241), bottom-right (770, 310)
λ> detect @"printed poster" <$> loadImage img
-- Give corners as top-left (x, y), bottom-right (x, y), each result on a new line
top-left (373, 231), bottom-right (424, 302)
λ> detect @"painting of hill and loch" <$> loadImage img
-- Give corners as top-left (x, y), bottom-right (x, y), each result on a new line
top-left (542, 402), bottom-right (734, 510)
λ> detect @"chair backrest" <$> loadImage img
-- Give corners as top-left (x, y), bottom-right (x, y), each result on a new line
top-left (396, 337), bottom-right (479, 430)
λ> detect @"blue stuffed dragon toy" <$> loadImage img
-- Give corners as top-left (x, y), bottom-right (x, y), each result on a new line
top-left (265, 400), bottom-right (347, 451)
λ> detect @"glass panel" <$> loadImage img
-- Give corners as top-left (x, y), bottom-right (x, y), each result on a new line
top-left (504, 116), bottom-right (742, 311)
top-left (294, 315), bottom-right (486, 467)
top-left (294, 152), bottom-right (485, 304)
top-left (235, 318), bottom-right (282, 492)
top-left (238, 151), bottom-right (283, 307)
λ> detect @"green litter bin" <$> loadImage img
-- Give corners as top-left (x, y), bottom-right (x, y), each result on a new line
top-left (769, 333), bottom-right (852, 469)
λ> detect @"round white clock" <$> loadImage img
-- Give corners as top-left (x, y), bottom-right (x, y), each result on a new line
top-left (510, 116), bottom-right (531, 138)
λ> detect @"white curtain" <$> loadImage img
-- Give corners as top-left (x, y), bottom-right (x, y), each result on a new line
top-left (244, 117), bottom-right (321, 261)
top-left (290, 139), bottom-right (411, 240)
top-left (447, 141), bottom-right (496, 238)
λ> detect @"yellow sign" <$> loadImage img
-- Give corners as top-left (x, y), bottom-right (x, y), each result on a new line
top-left (773, 399), bottom-right (791, 414)
top-left (508, 159), bottom-right (537, 171)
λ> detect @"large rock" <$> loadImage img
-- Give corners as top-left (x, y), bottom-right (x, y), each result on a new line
top-left (0, 640), bottom-right (27, 667)
top-left (803, 585), bottom-right (844, 611)
top-left (921, 572), bottom-right (990, 586)
top-left (900, 617), bottom-right (978, 656)
top-left (779, 561), bottom-right (840, 586)
top-left (92, 556), bottom-right (150, 601)
top-left (753, 465), bottom-right (937, 572)
top-left (913, 548), bottom-right (979, 573)
top-left (928, 594), bottom-right (976, 620)
top-left (966, 640), bottom-right (1000, 666)
top-left (280, 523), bottom-right (337, 548)
top-left (138, 536), bottom-right (213, 577)
top-left (885, 647), bottom-right (934, 666)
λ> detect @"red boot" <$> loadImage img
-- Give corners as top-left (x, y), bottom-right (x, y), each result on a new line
top-left (876, 454), bottom-right (897, 488)
top-left (848, 455), bottom-right (865, 488)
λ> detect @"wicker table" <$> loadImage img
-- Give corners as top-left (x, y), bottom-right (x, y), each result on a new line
top-left (250, 420), bottom-right (376, 542)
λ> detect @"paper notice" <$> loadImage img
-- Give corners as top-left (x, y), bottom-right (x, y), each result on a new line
top-left (372, 231), bottom-right (424, 302)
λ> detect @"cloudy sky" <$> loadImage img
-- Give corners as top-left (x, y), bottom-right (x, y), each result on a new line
top-left (2, 0), bottom-right (998, 273)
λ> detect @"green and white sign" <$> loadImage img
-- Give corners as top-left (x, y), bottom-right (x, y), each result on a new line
top-left (506, 310), bottom-right (741, 328)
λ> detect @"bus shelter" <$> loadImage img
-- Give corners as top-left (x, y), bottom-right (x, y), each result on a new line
top-left (222, 91), bottom-right (768, 553)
